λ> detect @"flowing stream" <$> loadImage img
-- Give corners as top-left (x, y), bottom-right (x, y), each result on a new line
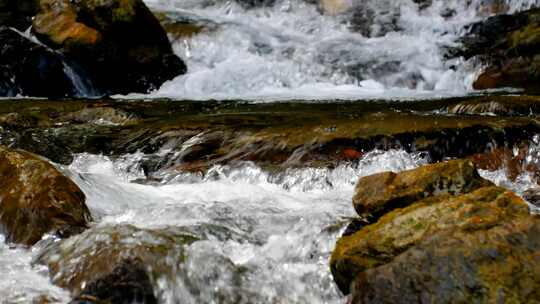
top-left (129, 0), bottom-right (540, 100)
top-left (2, 145), bottom-right (540, 303)
top-left (3, 1), bottom-right (540, 303)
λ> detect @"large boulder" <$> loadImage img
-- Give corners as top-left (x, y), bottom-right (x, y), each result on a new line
top-left (0, 27), bottom-right (75, 97)
top-left (32, 0), bottom-right (187, 95)
top-left (0, 146), bottom-right (92, 245)
top-left (331, 161), bottom-right (540, 302)
top-left (36, 225), bottom-right (199, 301)
top-left (0, 0), bottom-right (38, 30)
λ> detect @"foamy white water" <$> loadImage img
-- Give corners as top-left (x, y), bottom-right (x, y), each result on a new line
top-left (0, 149), bottom-right (427, 303)
top-left (3, 142), bottom-right (540, 302)
top-left (123, 0), bottom-right (540, 101)
top-left (64, 149), bottom-right (428, 303)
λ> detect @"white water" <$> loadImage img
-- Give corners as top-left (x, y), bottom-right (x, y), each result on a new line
top-left (0, 150), bottom-right (428, 303)
top-left (3, 143), bottom-right (540, 302)
top-left (120, 0), bottom-right (540, 101)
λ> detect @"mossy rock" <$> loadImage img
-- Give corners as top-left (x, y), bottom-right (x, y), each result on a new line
top-left (352, 159), bottom-right (493, 221)
top-left (349, 207), bottom-right (540, 303)
top-left (332, 186), bottom-right (535, 298)
top-left (0, 145), bottom-right (91, 245)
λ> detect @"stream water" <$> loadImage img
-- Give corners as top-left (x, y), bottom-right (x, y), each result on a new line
top-left (1, 145), bottom-right (540, 303)
top-left (133, 0), bottom-right (540, 100)
top-left (3, 1), bottom-right (540, 303)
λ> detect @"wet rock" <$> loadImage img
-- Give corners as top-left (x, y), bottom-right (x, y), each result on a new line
top-left (61, 106), bottom-right (137, 126)
top-left (36, 225), bottom-right (198, 297)
top-left (469, 145), bottom-right (540, 182)
top-left (0, 27), bottom-right (75, 97)
top-left (236, 0), bottom-right (276, 8)
top-left (523, 188), bottom-right (540, 208)
top-left (446, 95), bottom-right (540, 116)
top-left (319, 0), bottom-right (352, 15)
top-left (0, 146), bottom-right (91, 245)
top-left (155, 12), bottom-right (207, 43)
top-left (348, 200), bottom-right (540, 303)
top-left (352, 159), bottom-right (492, 220)
top-left (332, 177), bottom-right (539, 299)
top-left (32, 0), bottom-right (187, 95)
top-left (0, 0), bottom-right (38, 30)
top-left (70, 259), bottom-right (157, 304)
top-left (459, 9), bottom-right (540, 92)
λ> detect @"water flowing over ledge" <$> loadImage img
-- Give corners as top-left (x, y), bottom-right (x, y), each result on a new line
top-left (120, 0), bottom-right (540, 101)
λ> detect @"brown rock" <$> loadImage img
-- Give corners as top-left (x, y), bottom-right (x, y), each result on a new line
top-left (36, 225), bottom-right (198, 296)
top-left (352, 159), bottom-right (492, 220)
top-left (350, 205), bottom-right (540, 303)
top-left (0, 146), bottom-right (91, 245)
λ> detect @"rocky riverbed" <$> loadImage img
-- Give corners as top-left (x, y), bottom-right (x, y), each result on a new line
top-left (0, 95), bottom-right (540, 303)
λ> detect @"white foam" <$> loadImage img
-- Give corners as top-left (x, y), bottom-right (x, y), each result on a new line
top-left (125, 0), bottom-right (540, 101)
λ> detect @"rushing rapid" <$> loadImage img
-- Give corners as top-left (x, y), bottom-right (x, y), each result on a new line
top-left (2, 144), bottom-right (540, 303)
top-left (128, 0), bottom-right (540, 100)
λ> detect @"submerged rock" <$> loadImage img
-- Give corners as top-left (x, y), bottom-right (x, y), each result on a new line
top-left (0, 27), bottom-right (75, 97)
top-left (70, 259), bottom-right (157, 304)
top-left (0, 146), bottom-right (91, 245)
top-left (32, 0), bottom-right (186, 95)
top-left (331, 161), bottom-right (540, 302)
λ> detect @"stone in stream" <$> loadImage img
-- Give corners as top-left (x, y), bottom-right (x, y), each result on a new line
top-left (458, 8), bottom-right (540, 92)
top-left (0, 27), bottom-right (75, 98)
top-left (331, 160), bottom-right (540, 302)
top-left (352, 159), bottom-right (492, 221)
top-left (32, 0), bottom-right (187, 95)
top-left (36, 223), bottom-right (261, 303)
top-left (0, 146), bottom-right (92, 245)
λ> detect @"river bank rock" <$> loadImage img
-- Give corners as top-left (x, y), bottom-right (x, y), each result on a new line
top-left (32, 0), bottom-right (186, 95)
top-left (460, 8), bottom-right (540, 92)
top-left (0, 27), bottom-right (75, 98)
top-left (352, 159), bottom-right (492, 221)
top-left (331, 161), bottom-right (540, 302)
top-left (0, 146), bottom-right (91, 245)
top-left (36, 225), bottom-right (198, 300)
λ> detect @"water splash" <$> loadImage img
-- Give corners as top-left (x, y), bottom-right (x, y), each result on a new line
top-left (51, 149), bottom-right (426, 303)
top-left (0, 236), bottom-right (70, 303)
top-left (131, 0), bottom-right (540, 100)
